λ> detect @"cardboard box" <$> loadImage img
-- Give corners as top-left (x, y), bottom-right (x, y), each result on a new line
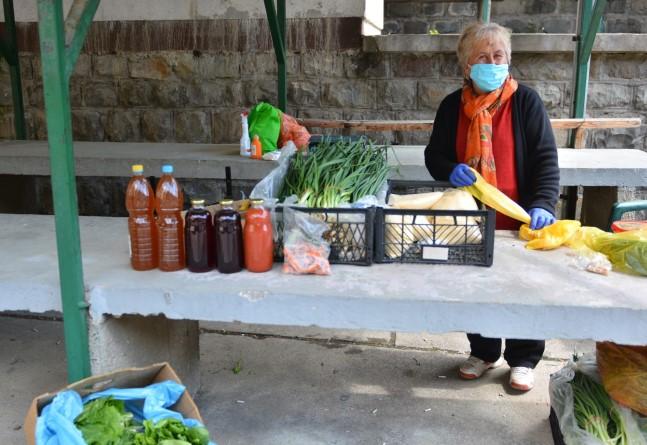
top-left (24, 362), bottom-right (203, 445)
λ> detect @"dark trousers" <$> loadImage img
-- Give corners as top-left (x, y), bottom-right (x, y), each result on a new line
top-left (467, 334), bottom-right (545, 368)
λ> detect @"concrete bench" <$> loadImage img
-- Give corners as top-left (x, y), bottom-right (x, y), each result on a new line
top-left (1, 213), bottom-right (646, 391)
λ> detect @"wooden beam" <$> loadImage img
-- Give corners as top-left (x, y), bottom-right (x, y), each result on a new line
top-left (297, 117), bottom-right (642, 132)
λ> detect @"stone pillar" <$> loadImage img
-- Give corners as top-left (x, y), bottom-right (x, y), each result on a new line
top-left (88, 314), bottom-right (201, 395)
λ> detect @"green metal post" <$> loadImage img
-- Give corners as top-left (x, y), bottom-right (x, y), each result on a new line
top-left (564, 0), bottom-right (606, 219)
top-left (36, 0), bottom-right (94, 382)
top-left (64, 0), bottom-right (99, 81)
top-left (264, 0), bottom-right (287, 111)
top-left (478, 0), bottom-right (491, 22)
top-left (2, 0), bottom-right (27, 139)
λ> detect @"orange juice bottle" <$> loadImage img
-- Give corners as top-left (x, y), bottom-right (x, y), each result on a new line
top-left (251, 134), bottom-right (263, 160)
top-left (126, 164), bottom-right (158, 270)
top-left (156, 164), bottom-right (185, 271)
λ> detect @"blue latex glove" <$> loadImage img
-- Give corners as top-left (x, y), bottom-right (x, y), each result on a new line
top-left (449, 163), bottom-right (476, 187)
top-left (528, 208), bottom-right (556, 230)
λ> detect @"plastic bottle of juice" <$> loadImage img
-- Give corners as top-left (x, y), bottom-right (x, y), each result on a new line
top-left (251, 134), bottom-right (263, 160)
top-left (214, 199), bottom-right (243, 273)
top-left (156, 164), bottom-right (185, 271)
top-left (244, 198), bottom-right (274, 273)
top-left (125, 164), bottom-right (158, 270)
top-left (185, 198), bottom-right (215, 273)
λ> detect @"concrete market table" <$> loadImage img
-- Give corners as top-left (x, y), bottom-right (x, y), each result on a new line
top-left (1, 213), bottom-right (645, 391)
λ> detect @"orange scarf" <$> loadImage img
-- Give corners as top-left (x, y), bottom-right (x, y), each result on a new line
top-left (461, 76), bottom-right (518, 186)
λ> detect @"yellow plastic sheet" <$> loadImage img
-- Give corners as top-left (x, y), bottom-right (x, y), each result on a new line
top-left (463, 168), bottom-right (531, 224)
top-left (521, 223), bottom-right (647, 276)
top-left (519, 220), bottom-right (581, 250)
top-left (569, 227), bottom-right (647, 276)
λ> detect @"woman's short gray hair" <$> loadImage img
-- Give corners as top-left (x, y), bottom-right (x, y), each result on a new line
top-left (457, 22), bottom-right (512, 69)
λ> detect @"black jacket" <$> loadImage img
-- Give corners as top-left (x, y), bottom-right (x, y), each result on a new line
top-left (424, 83), bottom-right (560, 214)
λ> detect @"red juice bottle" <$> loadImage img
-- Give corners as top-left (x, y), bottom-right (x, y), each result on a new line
top-left (156, 164), bottom-right (185, 271)
top-left (244, 199), bottom-right (274, 273)
top-left (214, 199), bottom-right (243, 273)
top-left (125, 164), bottom-right (158, 270)
top-left (185, 198), bottom-right (215, 272)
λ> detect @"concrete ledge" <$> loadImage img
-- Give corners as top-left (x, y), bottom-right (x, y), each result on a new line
top-left (364, 33), bottom-right (647, 53)
top-left (3, 141), bottom-right (647, 187)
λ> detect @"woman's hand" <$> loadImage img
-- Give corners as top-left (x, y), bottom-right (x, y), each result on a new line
top-left (449, 164), bottom-right (477, 187)
top-left (528, 208), bottom-right (555, 230)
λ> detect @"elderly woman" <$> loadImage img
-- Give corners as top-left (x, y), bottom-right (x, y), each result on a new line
top-left (425, 22), bottom-right (560, 391)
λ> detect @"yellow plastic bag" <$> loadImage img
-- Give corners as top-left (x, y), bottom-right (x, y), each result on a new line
top-left (462, 168), bottom-right (531, 224)
top-left (567, 228), bottom-right (647, 276)
top-left (519, 220), bottom-right (581, 250)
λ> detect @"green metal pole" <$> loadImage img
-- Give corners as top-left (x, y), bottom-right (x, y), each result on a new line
top-left (478, 0), bottom-right (491, 22)
top-left (570, 0), bottom-right (593, 120)
top-left (579, 0), bottom-right (606, 62)
top-left (2, 0), bottom-right (27, 139)
top-left (264, 0), bottom-right (287, 111)
top-left (36, 0), bottom-right (91, 382)
top-left (64, 0), bottom-right (99, 81)
top-left (564, 0), bottom-right (606, 220)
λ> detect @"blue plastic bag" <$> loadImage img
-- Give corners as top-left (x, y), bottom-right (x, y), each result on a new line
top-left (35, 380), bottom-right (215, 445)
top-left (35, 390), bottom-right (85, 445)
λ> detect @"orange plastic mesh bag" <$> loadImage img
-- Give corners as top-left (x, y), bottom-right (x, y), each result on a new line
top-left (278, 113), bottom-right (311, 149)
top-left (596, 341), bottom-right (647, 416)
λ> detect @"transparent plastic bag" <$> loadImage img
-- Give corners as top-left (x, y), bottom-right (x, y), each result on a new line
top-left (282, 205), bottom-right (331, 275)
top-left (250, 141), bottom-right (297, 201)
top-left (569, 246), bottom-right (612, 276)
top-left (549, 354), bottom-right (647, 445)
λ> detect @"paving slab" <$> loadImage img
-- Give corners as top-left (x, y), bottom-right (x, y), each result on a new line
top-left (2, 315), bottom-right (563, 445)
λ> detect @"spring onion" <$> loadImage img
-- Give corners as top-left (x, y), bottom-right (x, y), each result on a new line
top-left (278, 138), bottom-right (390, 208)
top-left (571, 371), bottom-right (629, 445)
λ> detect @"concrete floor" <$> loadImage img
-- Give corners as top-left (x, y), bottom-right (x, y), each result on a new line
top-left (1, 315), bottom-right (594, 444)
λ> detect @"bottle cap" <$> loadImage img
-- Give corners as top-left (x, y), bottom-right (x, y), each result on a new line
top-left (162, 164), bottom-right (173, 174)
top-left (191, 198), bottom-right (205, 207)
top-left (220, 199), bottom-right (234, 206)
top-left (251, 198), bottom-right (264, 205)
top-left (253, 134), bottom-right (260, 140)
top-left (131, 164), bottom-right (144, 174)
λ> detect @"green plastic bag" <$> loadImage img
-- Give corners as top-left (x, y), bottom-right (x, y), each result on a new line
top-left (248, 102), bottom-right (281, 154)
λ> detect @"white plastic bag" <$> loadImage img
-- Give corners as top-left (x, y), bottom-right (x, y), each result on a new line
top-left (549, 354), bottom-right (647, 445)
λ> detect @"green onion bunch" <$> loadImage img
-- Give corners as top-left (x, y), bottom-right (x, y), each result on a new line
top-left (279, 138), bottom-right (390, 208)
top-left (571, 371), bottom-right (629, 445)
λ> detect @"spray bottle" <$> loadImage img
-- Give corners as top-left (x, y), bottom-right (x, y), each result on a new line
top-left (240, 111), bottom-right (251, 157)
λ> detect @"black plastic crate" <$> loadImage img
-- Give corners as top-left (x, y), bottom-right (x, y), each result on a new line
top-left (374, 180), bottom-right (495, 266)
top-left (549, 408), bottom-right (566, 445)
top-left (273, 206), bottom-right (375, 266)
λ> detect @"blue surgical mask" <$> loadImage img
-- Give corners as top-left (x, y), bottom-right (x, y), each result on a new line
top-left (469, 63), bottom-right (509, 92)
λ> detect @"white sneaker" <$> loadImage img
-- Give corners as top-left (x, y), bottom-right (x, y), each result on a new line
top-left (509, 366), bottom-right (535, 391)
top-left (458, 355), bottom-right (505, 380)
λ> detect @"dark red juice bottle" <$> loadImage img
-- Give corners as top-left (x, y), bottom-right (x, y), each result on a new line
top-left (214, 199), bottom-right (243, 274)
top-left (185, 198), bottom-right (215, 272)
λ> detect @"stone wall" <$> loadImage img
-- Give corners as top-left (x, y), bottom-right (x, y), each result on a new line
top-left (1, 16), bottom-right (646, 214)
top-left (384, 0), bottom-right (647, 34)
